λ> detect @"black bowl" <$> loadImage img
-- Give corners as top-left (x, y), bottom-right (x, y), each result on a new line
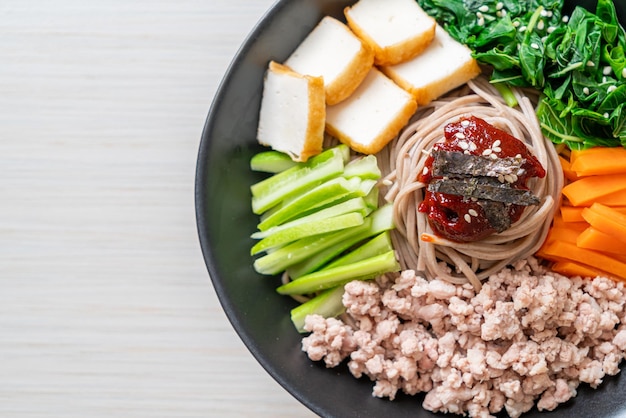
top-left (196, 1), bottom-right (626, 417)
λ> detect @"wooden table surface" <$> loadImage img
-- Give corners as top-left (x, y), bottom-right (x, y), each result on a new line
top-left (0, 1), bottom-right (316, 416)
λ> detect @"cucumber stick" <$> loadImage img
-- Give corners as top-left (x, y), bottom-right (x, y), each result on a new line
top-left (254, 204), bottom-right (394, 276)
top-left (250, 150), bottom-right (298, 173)
top-left (251, 198), bottom-right (370, 240)
top-left (323, 231), bottom-right (393, 270)
top-left (253, 216), bottom-right (375, 275)
top-left (250, 212), bottom-right (365, 255)
top-left (276, 251), bottom-right (400, 295)
top-left (251, 146), bottom-right (347, 214)
top-left (290, 286), bottom-right (345, 333)
top-left (249, 145), bottom-right (397, 331)
top-left (257, 177), bottom-right (362, 231)
top-left (286, 204), bottom-right (394, 278)
top-left (343, 155), bottom-right (381, 180)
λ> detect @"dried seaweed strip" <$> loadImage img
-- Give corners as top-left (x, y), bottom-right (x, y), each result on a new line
top-left (478, 200), bottom-right (511, 232)
top-left (431, 150), bottom-right (525, 178)
top-left (428, 178), bottom-right (540, 206)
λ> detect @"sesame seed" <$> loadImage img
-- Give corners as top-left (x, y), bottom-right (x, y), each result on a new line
top-left (603, 76), bottom-right (608, 84)
top-left (496, 2), bottom-right (504, 10)
top-left (498, 175), bottom-right (505, 183)
top-left (478, 17), bottom-right (485, 26)
top-left (547, 10), bottom-right (553, 17)
top-left (461, 120), bottom-right (470, 127)
top-left (547, 26), bottom-right (556, 34)
top-left (510, 174), bottom-right (518, 182)
top-left (492, 146), bottom-right (502, 153)
top-left (471, 197), bottom-right (478, 202)
top-left (537, 20), bottom-right (545, 30)
top-left (515, 154), bottom-right (522, 159)
top-left (562, 15), bottom-right (569, 23)
top-left (382, 179), bottom-right (393, 187)
top-left (459, 140), bottom-right (469, 150)
top-left (492, 140), bottom-right (501, 148)
top-left (469, 142), bottom-right (478, 151)
top-left (608, 85), bottom-right (617, 93)
top-left (479, 5), bottom-right (489, 12)
top-left (464, 150), bottom-right (471, 155)
top-left (504, 174), bottom-right (513, 183)
top-left (464, 214), bottom-right (472, 223)
top-left (604, 112), bottom-right (610, 119)
top-left (586, 60), bottom-right (595, 67)
top-left (422, 166), bottom-right (429, 176)
top-left (540, 9), bottom-right (548, 17)
top-left (622, 68), bottom-right (626, 78)
top-left (482, 148), bottom-right (493, 156)
top-left (583, 87), bottom-right (590, 95)
top-left (490, 153), bottom-right (498, 160)
top-left (531, 42), bottom-right (540, 49)
top-left (604, 66), bottom-right (612, 75)
top-left (476, 11), bottom-right (483, 18)
top-left (519, 25), bottom-right (527, 32)
top-left (496, 10), bottom-right (502, 17)
top-left (513, 21), bottom-right (520, 27)
top-left (469, 209), bottom-right (478, 217)
top-left (455, 132), bottom-right (466, 139)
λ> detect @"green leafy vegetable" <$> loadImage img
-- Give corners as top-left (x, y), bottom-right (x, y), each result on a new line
top-left (417, 0), bottom-right (626, 149)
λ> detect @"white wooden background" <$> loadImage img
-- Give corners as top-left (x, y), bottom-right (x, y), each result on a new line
top-left (0, 0), bottom-right (317, 416)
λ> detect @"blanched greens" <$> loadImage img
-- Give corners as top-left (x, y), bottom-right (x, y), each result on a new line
top-left (417, 0), bottom-right (626, 149)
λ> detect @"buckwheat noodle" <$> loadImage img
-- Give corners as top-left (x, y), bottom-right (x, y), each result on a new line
top-left (377, 76), bottom-right (563, 289)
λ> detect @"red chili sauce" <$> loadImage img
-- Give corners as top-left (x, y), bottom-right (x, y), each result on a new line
top-left (418, 116), bottom-right (546, 243)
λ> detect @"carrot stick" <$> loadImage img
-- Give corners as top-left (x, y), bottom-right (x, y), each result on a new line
top-left (552, 215), bottom-right (588, 232)
top-left (569, 149), bottom-right (584, 165)
top-left (562, 173), bottom-right (626, 206)
top-left (577, 227), bottom-right (626, 254)
top-left (569, 146), bottom-right (626, 176)
top-left (551, 260), bottom-right (610, 279)
top-left (560, 206), bottom-right (585, 222)
top-left (561, 205), bottom-right (626, 222)
top-left (544, 225), bottom-right (581, 244)
top-left (581, 203), bottom-right (626, 246)
top-left (558, 155), bottom-right (579, 182)
top-left (596, 189), bottom-right (626, 206)
top-left (540, 240), bottom-right (626, 279)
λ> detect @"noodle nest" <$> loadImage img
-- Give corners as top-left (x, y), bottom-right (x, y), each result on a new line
top-left (377, 76), bottom-right (563, 289)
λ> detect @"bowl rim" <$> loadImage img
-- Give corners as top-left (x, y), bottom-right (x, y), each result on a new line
top-left (194, 0), bottom-right (325, 413)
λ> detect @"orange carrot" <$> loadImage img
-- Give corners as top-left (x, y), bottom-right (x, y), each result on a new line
top-left (577, 227), bottom-right (626, 254)
top-left (569, 146), bottom-right (626, 176)
top-left (544, 225), bottom-right (581, 244)
top-left (581, 203), bottom-right (626, 245)
top-left (551, 260), bottom-right (611, 279)
top-left (562, 173), bottom-right (626, 206)
top-left (540, 240), bottom-right (626, 279)
top-left (596, 189), bottom-right (626, 206)
top-left (560, 205), bottom-right (626, 222)
top-left (569, 149), bottom-right (584, 165)
top-left (558, 155), bottom-right (579, 182)
top-left (551, 215), bottom-right (588, 231)
top-left (559, 206), bottom-right (585, 223)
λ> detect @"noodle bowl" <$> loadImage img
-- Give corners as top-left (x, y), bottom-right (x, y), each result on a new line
top-left (378, 76), bottom-right (563, 289)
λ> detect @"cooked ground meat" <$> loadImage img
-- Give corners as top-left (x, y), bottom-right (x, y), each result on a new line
top-left (301, 257), bottom-right (626, 418)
